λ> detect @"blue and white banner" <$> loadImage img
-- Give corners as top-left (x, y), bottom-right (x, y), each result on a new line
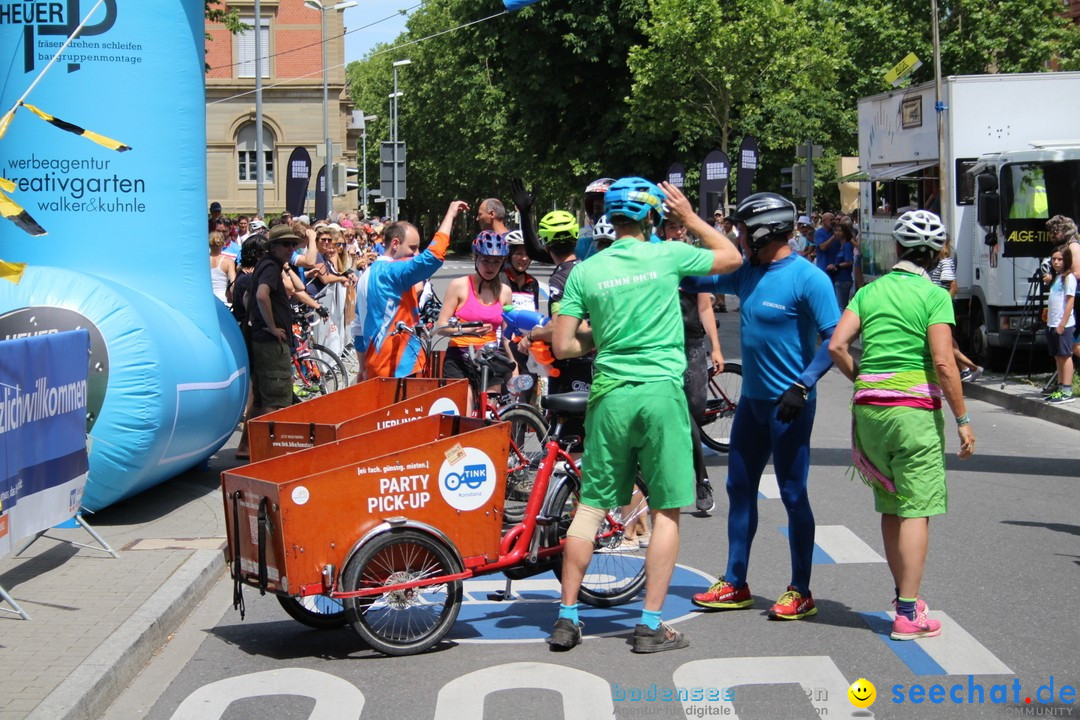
top-left (0, 330), bottom-right (90, 556)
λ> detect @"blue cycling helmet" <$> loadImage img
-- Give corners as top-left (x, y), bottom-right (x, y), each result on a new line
top-left (604, 177), bottom-right (666, 224)
top-left (472, 230), bottom-right (509, 257)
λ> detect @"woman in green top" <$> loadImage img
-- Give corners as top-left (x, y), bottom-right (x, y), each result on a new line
top-left (828, 210), bottom-right (975, 642)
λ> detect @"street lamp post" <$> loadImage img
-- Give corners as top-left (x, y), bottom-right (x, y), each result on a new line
top-left (305, 0), bottom-right (357, 221)
top-left (390, 59), bottom-right (411, 221)
top-left (359, 113), bottom-right (377, 217)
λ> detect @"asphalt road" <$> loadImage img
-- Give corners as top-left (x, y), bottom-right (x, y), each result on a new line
top-left (104, 260), bottom-right (1080, 720)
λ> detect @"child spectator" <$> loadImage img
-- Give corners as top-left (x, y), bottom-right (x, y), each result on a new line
top-left (1045, 245), bottom-right (1076, 404)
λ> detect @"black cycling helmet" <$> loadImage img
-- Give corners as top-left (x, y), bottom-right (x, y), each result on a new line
top-left (732, 192), bottom-right (797, 249)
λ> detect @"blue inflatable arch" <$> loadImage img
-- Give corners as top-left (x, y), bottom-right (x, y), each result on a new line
top-left (0, 0), bottom-right (246, 510)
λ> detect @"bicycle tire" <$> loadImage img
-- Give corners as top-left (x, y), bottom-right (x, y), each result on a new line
top-left (292, 355), bottom-right (335, 401)
top-left (342, 529), bottom-right (462, 656)
top-left (699, 362), bottom-right (742, 453)
top-left (496, 404), bottom-right (549, 524)
top-left (340, 343), bottom-right (361, 385)
top-left (550, 476), bottom-right (648, 607)
top-left (276, 595), bottom-right (347, 629)
top-left (311, 343), bottom-right (349, 391)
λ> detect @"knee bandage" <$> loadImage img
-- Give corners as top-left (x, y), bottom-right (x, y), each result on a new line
top-left (567, 503), bottom-right (606, 543)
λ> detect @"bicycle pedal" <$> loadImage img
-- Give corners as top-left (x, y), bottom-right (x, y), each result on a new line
top-left (486, 589), bottom-right (518, 602)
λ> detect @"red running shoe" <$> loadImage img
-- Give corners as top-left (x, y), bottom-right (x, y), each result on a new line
top-left (768, 586), bottom-right (817, 620)
top-left (692, 577), bottom-right (753, 610)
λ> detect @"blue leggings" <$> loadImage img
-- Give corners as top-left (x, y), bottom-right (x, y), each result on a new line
top-left (724, 396), bottom-right (817, 594)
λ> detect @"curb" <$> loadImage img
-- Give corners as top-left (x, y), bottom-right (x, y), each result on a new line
top-left (26, 548), bottom-right (226, 720)
top-left (963, 380), bottom-right (1080, 432)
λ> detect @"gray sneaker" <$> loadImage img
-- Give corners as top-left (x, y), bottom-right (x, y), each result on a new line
top-left (632, 621), bottom-right (689, 654)
top-left (547, 618), bottom-right (582, 650)
top-left (695, 480), bottom-right (715, 514)
top-left (963, 366), bottom-right (984, 383)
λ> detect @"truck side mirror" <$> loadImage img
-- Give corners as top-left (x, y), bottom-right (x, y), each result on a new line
top-left (977, 190), bottom-right (999, 228)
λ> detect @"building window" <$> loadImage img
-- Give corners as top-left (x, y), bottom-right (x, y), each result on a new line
top-left (237, 18), bottom-right (269, 78)
top-left (237, 123), bottom-right (275, 183)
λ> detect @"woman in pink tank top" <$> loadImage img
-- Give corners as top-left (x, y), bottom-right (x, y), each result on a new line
top-left (437, 231), bottom-right (514, 394)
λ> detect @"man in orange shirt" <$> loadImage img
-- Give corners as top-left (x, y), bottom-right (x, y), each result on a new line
top-left (350, 200), bottom-right (469, 379)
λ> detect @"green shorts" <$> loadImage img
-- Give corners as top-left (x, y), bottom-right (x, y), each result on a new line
top-left (251, 339), bottom-right (293, 409)
top-left (580, 380), bottom-right (695, 510)
top-left (853, 404), bottom-right (948, 517)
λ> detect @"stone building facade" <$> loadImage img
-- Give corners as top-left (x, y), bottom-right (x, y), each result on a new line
top-left (205, 0), bottom-right (358, 217)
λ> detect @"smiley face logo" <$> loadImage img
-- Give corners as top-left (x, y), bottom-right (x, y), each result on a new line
top-left (847, 678), bottom-right (876, 708)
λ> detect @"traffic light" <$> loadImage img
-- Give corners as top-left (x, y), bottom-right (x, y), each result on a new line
top-left (782, 165), bottom-right (808, 198)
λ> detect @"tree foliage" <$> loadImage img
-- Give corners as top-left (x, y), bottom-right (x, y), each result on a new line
top-left (346, 0), bottom-right (1080, 220)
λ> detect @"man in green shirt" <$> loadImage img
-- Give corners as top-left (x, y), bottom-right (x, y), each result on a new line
top-left (549, 177), bottom-right (743, 653)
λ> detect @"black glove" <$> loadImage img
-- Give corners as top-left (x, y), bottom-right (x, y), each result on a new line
top-left (776, 383), bottom-right (808, 423)
top-left (510, 177), bottom-right (533, 214)
top-left (316, 306), bottom-right (329, 319)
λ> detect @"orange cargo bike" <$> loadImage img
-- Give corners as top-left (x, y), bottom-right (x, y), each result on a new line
top-left (222, 411), bottom-right (649, 656)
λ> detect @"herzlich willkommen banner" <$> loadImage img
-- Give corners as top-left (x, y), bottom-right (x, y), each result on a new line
top-left (0, 329), bottom-right (90, 556)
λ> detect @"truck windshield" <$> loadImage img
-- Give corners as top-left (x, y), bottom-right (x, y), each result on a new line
top-left (1002, 161), bottom-right (1080, 222)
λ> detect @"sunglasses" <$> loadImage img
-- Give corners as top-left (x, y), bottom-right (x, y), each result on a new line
top-left (335, 243), bottom-right (347, 248)
top-left (273, 240), bottom-right (301, 248)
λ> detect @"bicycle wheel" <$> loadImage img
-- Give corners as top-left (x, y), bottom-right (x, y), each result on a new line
top-left (342, 529), bottom-right (462, 656)
top-left (497, 404), bottom-right (549, 524)
top-left (292, 355), bottom-right (335, 401)
top-left (551, 476), bottom-right (648, 607)
top-left (340, 342), bottom-right (361, 385)
top-left (277, 595), bottom-right (347, 629)
top-left (311, 343), bottom-right (349, 391)
top-left (699, 362), bottom-right (742, 452)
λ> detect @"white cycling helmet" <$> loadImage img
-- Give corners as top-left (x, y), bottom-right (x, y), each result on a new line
top-left (893, 210), bottom-right (946, 252)
top-left (592, 215), bottom-right (616, 242)
top-left (505, 229), bottom-right (525, 246)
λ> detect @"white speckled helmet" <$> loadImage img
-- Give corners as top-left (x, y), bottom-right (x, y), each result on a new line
top-left (893, 210), bottom-right (946, 252)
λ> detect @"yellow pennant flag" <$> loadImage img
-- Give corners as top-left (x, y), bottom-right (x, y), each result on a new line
top-left (20, 102), bottom-right (132, 152)
top-left (0, 258), bottom-right (28, 284)
top-left (0, 187), bottom-right (47, 236)
top-left (0, 109), bottom-right (13, 141)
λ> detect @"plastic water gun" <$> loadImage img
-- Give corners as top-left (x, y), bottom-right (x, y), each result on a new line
top-left (502, 306), bottom-right (548, 339)
top-left (502, 306), bottom-right (559, 377)
top-left (526, 339), bottom-right (560, 377)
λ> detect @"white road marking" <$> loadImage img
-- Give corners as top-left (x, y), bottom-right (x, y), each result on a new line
top-left (814, 525), bottom-right (886, 564)
top-left (433, 662), bottom-right (613, 720)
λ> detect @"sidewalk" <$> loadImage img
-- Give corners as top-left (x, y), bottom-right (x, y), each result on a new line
top-left (0, 446), bottom-right (234, 720)
top-left (1, 349), bottom-right (1077, 720)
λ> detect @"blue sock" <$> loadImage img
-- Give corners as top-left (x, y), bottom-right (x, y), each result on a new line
top-left (558, 603), bottom-right (579, 623)
top-left (896, 597), bottom-right (918, 621)
top-left (640, 609), bottom-right (662, 630)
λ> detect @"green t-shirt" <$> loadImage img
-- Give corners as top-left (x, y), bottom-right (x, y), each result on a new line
top-left (848, 269), bottom-right (954, 405)
top-left (559, 237), bottom-right (714, 395)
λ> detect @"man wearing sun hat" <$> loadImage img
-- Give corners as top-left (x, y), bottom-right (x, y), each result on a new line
top-left (249, 224), bottom-right (302, 416)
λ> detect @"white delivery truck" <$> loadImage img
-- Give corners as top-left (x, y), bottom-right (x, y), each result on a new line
top-left (855, 72), bottom-right (1080, 365)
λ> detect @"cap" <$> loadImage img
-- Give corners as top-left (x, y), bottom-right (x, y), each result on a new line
top-left (268, 224), bottom-right (302, 244)
top-left (296, 214), bottom-right (310, 225)
top-left (209, 201), bottom-right (222, 212)
top-left (797, 215), bottom-right (812, 226)
top-left (248, 219), bottom-right (267, 232)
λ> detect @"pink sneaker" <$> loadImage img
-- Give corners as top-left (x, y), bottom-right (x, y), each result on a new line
top-left (891, 611), bottom-right (941, 640)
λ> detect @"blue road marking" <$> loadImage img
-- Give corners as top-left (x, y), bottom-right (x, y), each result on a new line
top-left (861, 611), bottom-right (948, 675)
top-left (449, 564), bottom-right (713, 643)
top-left (779, 526), bottom-right (835, 564)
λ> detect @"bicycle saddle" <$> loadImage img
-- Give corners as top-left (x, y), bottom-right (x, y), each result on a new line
top-left (541, 392), bottom-right (589, 416)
